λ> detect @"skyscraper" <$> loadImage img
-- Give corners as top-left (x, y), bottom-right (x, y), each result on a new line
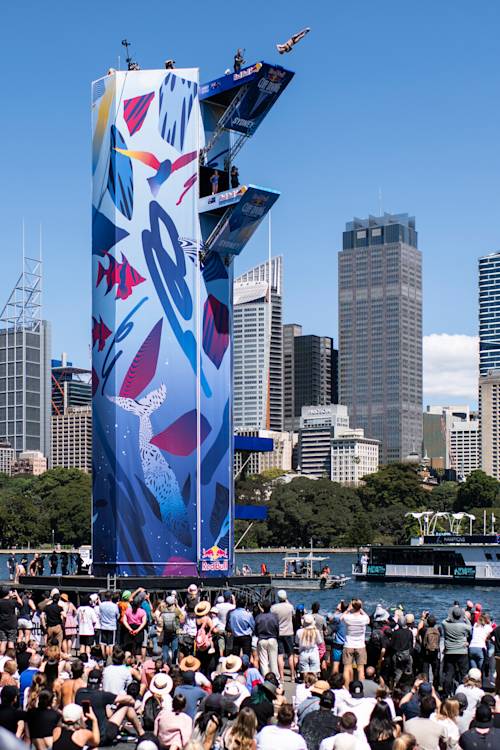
top-left (283, 324), bottom-right (338, 431)
top-left (479, 371), bottom-right (500, 480)
top-left (233, 257), bottom-right (283, 430)
top-left (338, 213), bottom-right (422, 462)
top-left (0, 256), bottom-right (51, 458)
top-left (479, 252), bottom-right (500, 376)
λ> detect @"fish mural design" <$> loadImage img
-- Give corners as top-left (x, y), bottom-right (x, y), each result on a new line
top-left (96, 252), bottom-right (146, 300)
top-left (110, 384), bottom-right (191, 546)
top-left (114, 147), bottom-right (197, 197)
top-left (92, 316), bottom-right (112, 351)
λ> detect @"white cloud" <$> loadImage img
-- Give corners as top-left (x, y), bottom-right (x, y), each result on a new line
top-left (423, 334), bottom-right (478, 405)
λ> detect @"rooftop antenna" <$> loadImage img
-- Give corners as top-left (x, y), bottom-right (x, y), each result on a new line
top-left (121, 39), bottom-right (140, 71)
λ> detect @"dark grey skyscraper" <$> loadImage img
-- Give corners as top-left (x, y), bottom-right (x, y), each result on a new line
top-left (283, 324), bottom-right (338, 431)
top-left (338, 213), bottom-right (422, 462)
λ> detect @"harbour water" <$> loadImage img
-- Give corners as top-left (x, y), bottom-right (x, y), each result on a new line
top-left (1, 551), bottom-right (499, 619)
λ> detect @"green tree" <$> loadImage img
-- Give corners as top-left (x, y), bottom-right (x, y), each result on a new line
top-left (454, 470), bottom-right (500, 511)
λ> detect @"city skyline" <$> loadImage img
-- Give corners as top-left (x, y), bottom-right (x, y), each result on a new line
top-left (0, 2), bottom-right (496, 409)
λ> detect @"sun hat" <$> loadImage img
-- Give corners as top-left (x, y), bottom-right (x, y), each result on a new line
top-left (468, 667), bottom-right (482, 682)
top-left (122, 590), bottom-right (131, 600)
top-left (188, 584), bottom-right (198, 594)
top-left (373, 604), bottom-right (389, 621)
top-left (149, 672), bottom-right (173, 697)
top-left (63, 703), bottom-right (84, 724)
top-left (210, 605), bottom-right (219, 614)
top-left (277, 589), bottom-right (287, 601)
top-left (194, 601), bottom-right (211, 617)
top-left (60, 593), bottom-right (69, 602)
top-left (50, 588), bottom-right (60, 597)
top-left (90, 593), bottom-right (99, 603)
top-left (474, 703), bottom-right (492, 728)
top-left (311, 679), bottom-right (330, 696)
top-left (262, 680), bottom-right (278, 698)
top-left (303, 613), bottom-right (315, 627)
top-left (222, 654), bottom-right (242, 673)
top-left (405, 613), bottom-right (415, 625)
top-left (349, 680), bottom-right (364, 698)
top-left (180, 655), bottom-right (201, 672)
top-left (224, 681), bottom-right (246, 708)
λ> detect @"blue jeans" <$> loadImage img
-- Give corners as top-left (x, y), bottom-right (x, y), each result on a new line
top-left (469, 647), bottom-right (484, 671)
top-left (162, 635), bottom-right (179, 665)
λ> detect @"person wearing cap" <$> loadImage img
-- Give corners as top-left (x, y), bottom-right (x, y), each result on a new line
top-left (418, 613), bottom-right (441, 689)
top-left (336, 681), bottom-right (377, 730)
top-left (442, 607), bottom-right (471, 697)
top-left (405, 695), bottom-right (448, 750)
top-left (389, 616), bottom-right (414, 688)
top-left (296, 613), bottom-right (322, 677)
top-left (340, 599), bottom-right (370, 684)
top-left (254, 600), bottom-right (280, 680)
top-left (226, 597), bottom-right (255, 658)
top-left (460, 703), bottom-right (500, 748)
top-left (297, 679), bottom-right (330, 724)
top-left (186, 584), bottom-right (200, 609)
top-left (400, 678), bottom-right (437, 721)
top-left (52, 702), bottom-right (100, 749)
top-left (75, 667), bottom-right (144, 745)
top-left (301, 689), bottom-right (339, 750)
top-left (257, 702), bottom-right (307, 750)
top-left (455, 668), bottom-right (484, 722)
top-left (271, 589), bottom-right (296, 682)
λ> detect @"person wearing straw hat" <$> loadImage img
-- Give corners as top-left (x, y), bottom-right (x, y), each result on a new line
top-left (52, 702), bottom-right (100, 749)
top-left (194, 601), bottom-right (215, 676)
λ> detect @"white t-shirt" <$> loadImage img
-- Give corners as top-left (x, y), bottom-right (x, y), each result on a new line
top-left (430, 715), bottom-right (459, 750)
top-left (77, 605), bottom-right (98, 636)
top-left (257, 725), bottom-right (307, 750)
top-left (216, 602), bottom-right (236, 629)
top-left (102, 663), bottom-right (132, 694)
top-left (342, 612), bottom-right (370, 648)
top-left (470, 623), bottom-right (493, 648)
top-left (320, 734), bottom-right (362, 750)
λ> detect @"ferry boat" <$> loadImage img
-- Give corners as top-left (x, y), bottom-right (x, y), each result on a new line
top-left (352, 534), bottom-right (500, 586)
top-left (271, 550), bottom-right (349, 590)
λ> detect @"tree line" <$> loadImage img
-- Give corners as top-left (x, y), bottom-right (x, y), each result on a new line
top-left (235, 465), bottom-right (500, 548)
top-left (1, 464), bottom-right (499, 550)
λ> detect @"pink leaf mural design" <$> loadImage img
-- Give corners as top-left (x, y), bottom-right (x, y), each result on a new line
top-left (119, 319), bottom-right (163, 399)
top-left (151, 410), bottom-right (212, 456)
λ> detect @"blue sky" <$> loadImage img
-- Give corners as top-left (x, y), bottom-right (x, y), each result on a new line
top-left (0, 1), bottom-right (498, 404)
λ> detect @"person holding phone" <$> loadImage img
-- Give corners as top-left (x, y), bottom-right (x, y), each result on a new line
top-left (52, 702), bottom-right (100, 749)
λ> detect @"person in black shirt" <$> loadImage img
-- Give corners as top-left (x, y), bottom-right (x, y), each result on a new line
top-left (60, 552), bottom-right (69, 577)
top-left (0, 686), bottom-right (26, 737)
top-left (75, 668), bottom-right (144, 746)
top-left (41, 593), bottom-right (64, 648)
top-left (487, 624), bottom-right (500, 694)
top-left (25, 689), bottom-right (60, 747)
top-left (389, 616), bottom-right (414, 688)
top-left (49, 552), bottom-right (58, 575)
top-left (7, 554), bottom-right (16, 581)
top-left (301, 690), bottom-right (340, 750)
top-left (37, 555), bottom-right (45, 576)
top-left (0, 587), bottom-right (22, 653)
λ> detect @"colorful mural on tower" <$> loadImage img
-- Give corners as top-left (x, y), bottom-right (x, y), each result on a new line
top-left (92, 70), bottom-right (233, 576)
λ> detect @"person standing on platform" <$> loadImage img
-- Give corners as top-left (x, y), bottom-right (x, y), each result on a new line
top-left (37, 555), bottom-right (45, 576)
top-left (271, 589), bottom-right (296, 683)
top-left (60, 553), bottom-right (69, 577)
top-left (28, 555), bottom-right (39, 577)
top-left (210, 170), bottom-right (219, 195)
top-left (7, 554), bottom-right (16, 581)
top-left (230, 165), bottom-right (240, 188)
top-left (49, 552), bottom-right (58, 576)
top-left (442, 607), bottom-right (471, 696)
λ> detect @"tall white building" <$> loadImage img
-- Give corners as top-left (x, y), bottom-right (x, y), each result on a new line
top-left (423, 405), bottom-right (480, 478)
top-left (51, 405), bottom-right (92, 473)
top-left (298, 404), bottom-right (379, 482)
top-left (331, 430), bottom-right (380, 486)
top-left (479, 371), bottom-right (500, 480)
top-left (233, 257), bottom-right (283, 431)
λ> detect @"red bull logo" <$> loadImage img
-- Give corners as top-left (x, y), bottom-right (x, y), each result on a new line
top-left (202, 544), bottom-right (228, 561)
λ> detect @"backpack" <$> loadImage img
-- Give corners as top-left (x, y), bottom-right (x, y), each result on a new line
top-left (162, 611), bottom-right (178, 636)
top-left (143, 695), bottom-right (161, 731)
top-left (195, 621), bottom-right (212, 652)
top-left (423, 626), bottom-right (440, 652)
